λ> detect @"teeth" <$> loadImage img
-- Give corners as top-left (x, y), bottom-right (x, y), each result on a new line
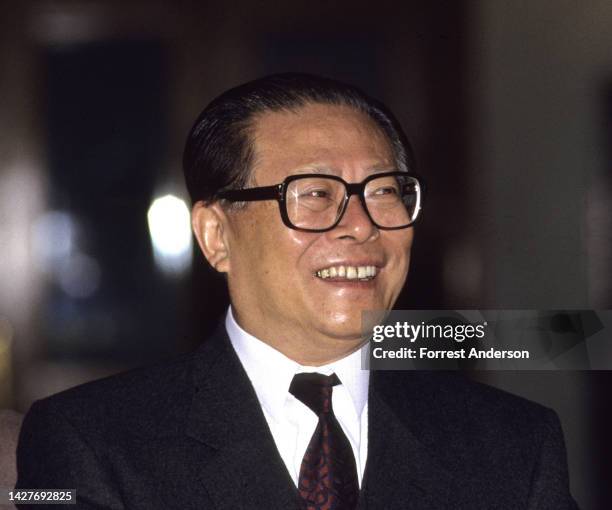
top-left (316, 265), bottom-right (378, 280)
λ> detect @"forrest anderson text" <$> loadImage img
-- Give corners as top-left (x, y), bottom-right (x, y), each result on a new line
top-left (371, 346), bottom-right (530, 360)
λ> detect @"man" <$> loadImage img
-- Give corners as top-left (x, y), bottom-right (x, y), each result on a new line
top-left (17, 74), bottom-right (578, 509)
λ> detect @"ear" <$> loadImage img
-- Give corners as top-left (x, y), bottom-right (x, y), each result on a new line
top-left (191, 200), bottom-right (231, 273)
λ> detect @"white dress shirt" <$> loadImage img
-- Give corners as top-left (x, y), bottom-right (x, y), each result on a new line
top-left (225, 307), bottom-right (369, 487)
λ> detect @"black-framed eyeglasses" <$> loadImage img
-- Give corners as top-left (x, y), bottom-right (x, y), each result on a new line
top-left (217, 171), bottom-right (422, 232)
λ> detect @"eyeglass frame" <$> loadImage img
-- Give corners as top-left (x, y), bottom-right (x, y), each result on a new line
top-left (216, 171), bottom-right (423, 233)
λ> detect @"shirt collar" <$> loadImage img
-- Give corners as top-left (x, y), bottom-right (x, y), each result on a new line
top-left (225, 307), bottom-right (369, 423)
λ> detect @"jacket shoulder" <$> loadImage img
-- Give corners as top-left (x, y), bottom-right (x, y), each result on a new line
top-left (376, 370), bottom-right (560, 446)
top-left (28, 349), bottom-right (201, 441)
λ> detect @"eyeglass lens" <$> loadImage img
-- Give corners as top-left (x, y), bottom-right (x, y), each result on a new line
top-left (285, 174), bottom-right (419, 230)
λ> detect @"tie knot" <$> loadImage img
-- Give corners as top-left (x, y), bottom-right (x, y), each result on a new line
top-left (289, 373), bottom-right (340, 416)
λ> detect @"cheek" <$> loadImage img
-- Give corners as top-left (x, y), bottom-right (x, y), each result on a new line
top-left (266, 223), bottom-right (318, 270)
top-left (287, 229), bottom-right (320, 266)
top-left (400, 235), bottom-right (414, 269)
top-left (388, 230), bottom-right (414, 265)
top-left (234, 206), bottom-right (318, 275)
top-left (386, 233), bottom-right (414, 286)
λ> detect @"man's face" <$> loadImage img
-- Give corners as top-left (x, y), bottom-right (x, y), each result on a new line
top-left (222, 103), bottom-right (414, 363)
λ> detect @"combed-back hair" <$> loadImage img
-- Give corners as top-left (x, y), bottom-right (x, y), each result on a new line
top-left (182, 73), bottom-right (414, 205)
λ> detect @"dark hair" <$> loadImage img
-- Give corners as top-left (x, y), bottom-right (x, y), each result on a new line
top-left (182, 73), bottom-right (414, 205)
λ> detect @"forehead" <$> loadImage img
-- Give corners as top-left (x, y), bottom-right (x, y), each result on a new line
top-left (250, 103), bottom-right (396, 182)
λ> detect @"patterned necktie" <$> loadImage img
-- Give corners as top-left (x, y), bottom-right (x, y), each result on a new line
top-left (289, 373), bottom-right (359, 510)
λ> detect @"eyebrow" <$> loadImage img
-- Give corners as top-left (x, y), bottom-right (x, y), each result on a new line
top-left (292, 164), bottom-right (398, 175)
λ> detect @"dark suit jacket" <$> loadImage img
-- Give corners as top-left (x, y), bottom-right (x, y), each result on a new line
top-left (16, 324), bottom-right (578, 509)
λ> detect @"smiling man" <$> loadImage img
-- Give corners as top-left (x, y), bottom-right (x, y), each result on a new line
top-left (17, 74), bottom-right (577, 509)
top-left (192, 100), bottom-right (415, 365)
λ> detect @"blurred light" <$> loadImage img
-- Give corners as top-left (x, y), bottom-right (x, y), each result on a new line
top-left (147, 194), bottom-right (192, 275)
top-left (57, 253), bottom-right (101, 299)
top-left (31, 211), bottom-right (75, 274)
top-left (30, 5), bottom-right (111, 45)
top-left (0, 317), bottom-right (14, 407)
top-left (31, 210), bottom-right (102, 298)
top-left (0, 162), bottom-right (45, 327)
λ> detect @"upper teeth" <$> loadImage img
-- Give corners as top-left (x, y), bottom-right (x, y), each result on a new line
top-left (316, 265), bottom-right (378, 280)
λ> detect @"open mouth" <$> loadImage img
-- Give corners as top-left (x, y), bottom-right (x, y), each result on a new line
top-left (315, 265), bottom-right (378, 281)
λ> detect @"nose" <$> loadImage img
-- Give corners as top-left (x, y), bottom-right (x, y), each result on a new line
top-left (329, 195), bottom-right (378, 242)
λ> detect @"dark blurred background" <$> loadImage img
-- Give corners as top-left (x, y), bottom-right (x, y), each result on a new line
top-left (0, 0), bottom-right (611, 507)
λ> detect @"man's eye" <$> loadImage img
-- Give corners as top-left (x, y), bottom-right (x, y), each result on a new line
top-left (301, 189), bottom-right (330, 198)
top-left (373, 186), bottom-right (399, 196)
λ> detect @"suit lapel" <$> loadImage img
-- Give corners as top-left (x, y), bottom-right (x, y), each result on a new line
top-left (186, 325), bottom-right (300, 510)
top-left (184, 327), bottom-right (455, 509)
top-left (359, 371), bottom-right (454, 510)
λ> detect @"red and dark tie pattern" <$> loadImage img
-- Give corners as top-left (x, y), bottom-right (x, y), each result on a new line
top-left (289, 373), bottom-right (359, 510)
